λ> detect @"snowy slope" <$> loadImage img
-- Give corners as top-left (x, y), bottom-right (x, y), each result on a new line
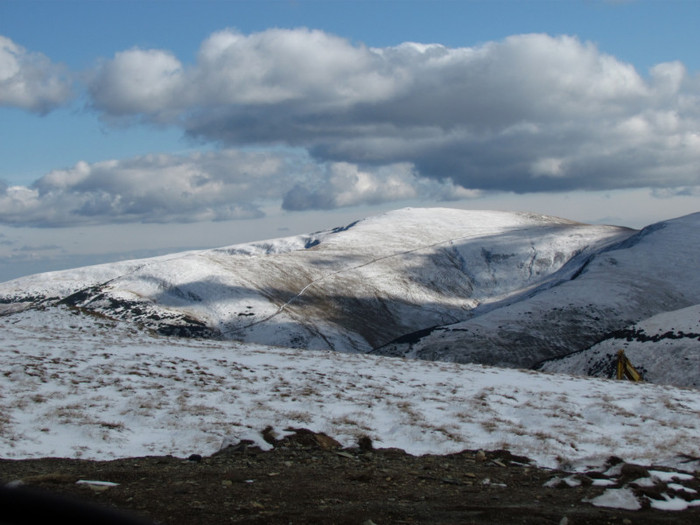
top-left (0, 208), bottom-right (633, 354)
top-left (537, 305), bottom-right (700, 388)
top-left (1, 306), bottom-right (699, 470)
top-left (375, 213), bottom-right (700, 377)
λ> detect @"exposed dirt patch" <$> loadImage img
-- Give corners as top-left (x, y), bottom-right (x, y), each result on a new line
top-left (1, 431), bottom-right (698, 525)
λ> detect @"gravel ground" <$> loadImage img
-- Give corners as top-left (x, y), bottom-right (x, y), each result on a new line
top-left (1, 430), bottom-right (698, 525)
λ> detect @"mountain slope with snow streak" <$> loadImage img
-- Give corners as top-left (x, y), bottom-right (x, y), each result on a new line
top-left (0, 208), bottom-right (634, 354)
top-left (1, 306), bottom-right (699, 469)
top-left (537, 304), bottom-right (700, 388)
top-left (374, 212), bottom-right (700, 380)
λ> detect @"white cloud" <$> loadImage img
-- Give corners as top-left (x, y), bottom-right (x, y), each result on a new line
top-left (282, 162), bottom-right (478, 211)
top-left (0, 150), bottom-right (283, 226)
top-left (530, 158), bottom-right (566, 178)
top-left (4, 29), bottom-right (699, 228)
top-left (0, 149), bottom-right (469, 227)
top-left (0, 35), bottom-right (73, 113)
top-left (84, 30), bottom-right (700, 196)
top-left (88, 48), bottom-right (184, 119)
top-left (192, 28), bottom-right (397, 107)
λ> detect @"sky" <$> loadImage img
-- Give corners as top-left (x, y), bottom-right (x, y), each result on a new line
top-left (1, 0), bottom-right (699, 282)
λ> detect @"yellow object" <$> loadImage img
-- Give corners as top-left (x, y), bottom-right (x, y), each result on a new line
top-left (616, 349), bottom-right (643, 382)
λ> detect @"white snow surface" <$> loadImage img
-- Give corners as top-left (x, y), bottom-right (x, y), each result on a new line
top-left (2, 307), bottom-right (699, 470)
top-left (588, 488), bottom-right (642, 510)
top-left (649, 494), bottom-right (700, 511)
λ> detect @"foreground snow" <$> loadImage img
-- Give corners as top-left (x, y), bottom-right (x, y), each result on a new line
top-left (1, 308), bottom-right (698, 471)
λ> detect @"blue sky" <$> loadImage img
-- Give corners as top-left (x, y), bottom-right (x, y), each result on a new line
top-left (1, 0), bottom-right (699, 281)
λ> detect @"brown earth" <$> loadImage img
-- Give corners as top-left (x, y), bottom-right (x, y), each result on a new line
top-left (1, 429), bottom-right (698, 525)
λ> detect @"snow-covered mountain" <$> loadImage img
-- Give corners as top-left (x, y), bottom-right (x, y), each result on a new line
top-left (1, 207), bottom-right (698, 386)
top-left (0, 208), bottom-right (632, 350)
top-left (374, 212), bottom-right (700, 386)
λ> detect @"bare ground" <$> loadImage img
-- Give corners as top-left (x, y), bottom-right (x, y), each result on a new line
top-left (1, 429), bottom-right (698, 525)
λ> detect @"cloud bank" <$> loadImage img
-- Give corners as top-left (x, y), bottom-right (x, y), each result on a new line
top-left (3, 29), bottom-right (700, 225)
top-left (0, 150), bottom-right (466, 226)
top-left (86, 30), bottom-right (700, 193)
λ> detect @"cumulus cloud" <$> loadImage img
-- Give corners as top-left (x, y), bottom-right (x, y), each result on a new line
top-left (0, 150), bottom-right (465, 227)
top-left (0, 35), bottom-right (73, 113)
top-left (0, 150), bottom-right (284, 226)
top-left (85, 29), bottom-right (700, 196)
top-left (282, 162), bottom-right (478, 211)
top-left (88, 48), bottom-right (184, 120)
top-left (5, 29), bottom-right (698, 227)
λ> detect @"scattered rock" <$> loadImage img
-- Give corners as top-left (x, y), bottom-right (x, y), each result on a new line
top-left (3, 442), bottom-right (699, 525)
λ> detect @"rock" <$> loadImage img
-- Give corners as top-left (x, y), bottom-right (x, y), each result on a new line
top-left (619, 463), bottom-right (650, 482)
top-left (314, 433), bottom-right (341, 451)
top-left (605, 456), bottom-right (624, 467)
top-left (280, 428), bottom-right (341, 450)
top-left (358, 436), bottom-right (374, 451)
top-left (261, 426), bottom-right (278, 445)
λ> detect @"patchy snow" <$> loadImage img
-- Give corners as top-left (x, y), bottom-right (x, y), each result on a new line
top-left (588, 488), bottom-right (642, 510)
top-left (647, 470), bottom-right (695, 482)
top-left (668, 483), bottom-right (697, 493)
top-left (1, 307), bottom-right (699, 471)
top-left (591, 479), bottom-right (617, 487)
top-left (649, 494), bottom-right (700, 511)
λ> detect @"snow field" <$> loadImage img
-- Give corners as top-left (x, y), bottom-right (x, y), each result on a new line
top-left (1, 308), bottom-right (698, 470)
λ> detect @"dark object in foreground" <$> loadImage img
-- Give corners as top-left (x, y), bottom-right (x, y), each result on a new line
top-left (0, 483), bottom-right (155, 525)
